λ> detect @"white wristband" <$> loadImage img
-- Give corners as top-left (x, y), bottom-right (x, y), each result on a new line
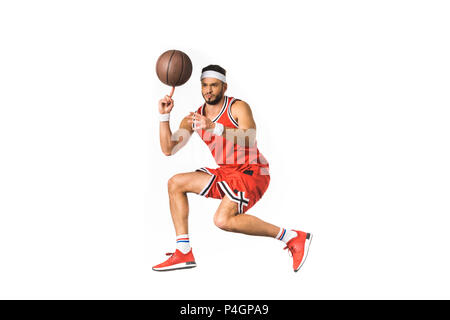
top-left (159, 113), bottom-right (170, 122)
top-left (213, 122), bottom-right (224, 136)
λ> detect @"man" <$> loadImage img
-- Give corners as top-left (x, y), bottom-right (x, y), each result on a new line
top-left (153, 65), bottom-right (312, 272)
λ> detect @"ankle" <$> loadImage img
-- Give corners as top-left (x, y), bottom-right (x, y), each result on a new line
top-left (176, 234), bottom-right (191, 254)
top-left (275, 228), bottom-right (297, 244)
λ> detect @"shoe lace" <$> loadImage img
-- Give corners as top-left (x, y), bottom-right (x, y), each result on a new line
top-left (283, 245), bottom-right (295, 258)
top-left (164, 252), bottom-right (175, 262)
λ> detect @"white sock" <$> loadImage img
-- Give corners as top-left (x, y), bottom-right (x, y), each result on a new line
top-left (176, 234), bottom-right (191, 254)
top-left (275, 228), bottom-right (297, 244)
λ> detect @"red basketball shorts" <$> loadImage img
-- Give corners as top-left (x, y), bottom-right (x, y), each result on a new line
top-left (196, 164), bottom-right (270, 214)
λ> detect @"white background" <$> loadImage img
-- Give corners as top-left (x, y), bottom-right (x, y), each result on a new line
top-left (0, 0), bottom-right (449, 299)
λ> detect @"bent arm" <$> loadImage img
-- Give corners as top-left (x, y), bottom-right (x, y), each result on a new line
top-left (160, 116), bottom-right (193, 156)
top-left (218, 101), bottom-right (257, 148)
top-left (186, 101), bottom-right (257, 148)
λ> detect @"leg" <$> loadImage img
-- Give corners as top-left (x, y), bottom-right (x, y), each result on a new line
top-left (213, 196), bottom-right (280, 237)
top-left (167, 171), bottom-right (212, 236)
top-left (212, 197), bottom-right (313, 273)
top-left (152, 171), bottom-right (210, 272)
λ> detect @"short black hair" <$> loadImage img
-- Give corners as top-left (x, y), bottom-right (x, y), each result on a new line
top-left (201, 64), bottom-right (226, 76)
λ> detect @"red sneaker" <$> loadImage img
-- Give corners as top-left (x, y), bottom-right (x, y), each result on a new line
top-left (152, 249), bottom-right (197, 272)
top-left (284, 231), bottom-right (313, 272)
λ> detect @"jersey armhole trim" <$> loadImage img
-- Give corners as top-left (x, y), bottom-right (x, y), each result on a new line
top-left (227, 98), bottom-right (239, 128)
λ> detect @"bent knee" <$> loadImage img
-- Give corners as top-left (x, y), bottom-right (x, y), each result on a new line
top-left (213, 214), bottom-right (234, 232)
top-left (168, 174), bottom-right (185, 193)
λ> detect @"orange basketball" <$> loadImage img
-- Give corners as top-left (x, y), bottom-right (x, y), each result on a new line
top-left (156, 50), bottom-right (193, 87)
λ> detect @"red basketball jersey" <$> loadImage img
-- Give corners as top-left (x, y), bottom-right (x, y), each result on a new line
top-left (193, 96), bottom-right (269, 168)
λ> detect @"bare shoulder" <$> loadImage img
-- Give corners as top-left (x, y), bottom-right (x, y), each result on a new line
top-left (230, 99), bottom-right (256, 128)
top-left (231, 100), bottom-right (253, 119)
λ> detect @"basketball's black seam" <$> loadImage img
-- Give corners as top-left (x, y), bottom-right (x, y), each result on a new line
top-left (166, 50), bottom-right (175, 85)
top-left (175, 51), bottom-right (184, 86)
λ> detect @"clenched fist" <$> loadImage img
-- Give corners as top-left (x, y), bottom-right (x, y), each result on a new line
top-left (158, 95), bottom-right (174, 114)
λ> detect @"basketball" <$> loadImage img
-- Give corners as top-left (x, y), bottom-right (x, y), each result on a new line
top-left (156, 50), bottom-right (193, 87)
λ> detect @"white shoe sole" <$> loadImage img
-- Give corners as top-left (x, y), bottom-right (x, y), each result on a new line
top-left (152, 261), bottom-right (197, 272)
top-left (295, 233), bottom-right (313, 272)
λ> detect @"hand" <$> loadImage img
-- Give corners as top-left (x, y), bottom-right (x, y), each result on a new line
top-left (158, 95), bottom-right (174, 114)
top-left (187, 112), bottom-right (214, 131)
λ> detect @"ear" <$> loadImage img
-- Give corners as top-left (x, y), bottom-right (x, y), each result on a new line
top-left (223, 82), bottom-right (228, 93)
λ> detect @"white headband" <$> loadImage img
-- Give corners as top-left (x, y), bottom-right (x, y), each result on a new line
top-left (200, 70), bottom-right (227, 83)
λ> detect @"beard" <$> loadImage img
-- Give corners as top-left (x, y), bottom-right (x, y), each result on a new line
top-left (203, 90), bottom-right (224, 105)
